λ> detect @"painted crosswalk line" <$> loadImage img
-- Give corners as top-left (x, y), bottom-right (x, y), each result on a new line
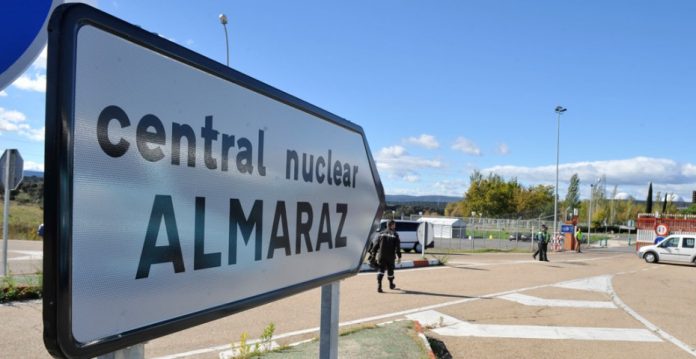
top-left (497, 293), bottom-right (616, 309)
top-left (406, 310), bottom-right (662, 342)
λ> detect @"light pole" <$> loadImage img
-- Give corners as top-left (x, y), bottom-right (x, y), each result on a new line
top-left (219, 14), bottom-right (229, 66)
top-left (588, 183), bottom-right (593, 245)
top-left (587, 178), bottom-right (600, 245)
top-left (553, 106), bottom-right (567, 238)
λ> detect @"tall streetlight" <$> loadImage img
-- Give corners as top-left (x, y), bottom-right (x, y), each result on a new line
top-left (219, 14), bottom-right (229, 66)
top-left (588, 178), bottom-right (600, 245)
top-left (553, 106), bottom-right (567, 238)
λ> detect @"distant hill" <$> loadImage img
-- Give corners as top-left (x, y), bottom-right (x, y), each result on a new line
top-left (24, 170), bottom-right (44, 178)
top-left (385, 194), bottom-right (460, 203)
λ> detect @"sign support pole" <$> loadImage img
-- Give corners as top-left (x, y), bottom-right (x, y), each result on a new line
top-left (319, 281), bottom-right (340, 359)
top-left (2, 153), bottom-right (11, 277)
top-left (96, 343), bottom-right (144, 359)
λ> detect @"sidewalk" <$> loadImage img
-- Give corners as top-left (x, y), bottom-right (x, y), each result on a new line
top-left (359, 253), bottom-right (441, 272)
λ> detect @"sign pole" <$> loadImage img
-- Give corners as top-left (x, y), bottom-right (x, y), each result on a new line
top-left (319, 281), bottom-right (340, 359)
top-left (96, 343), bottom-right (144, 359)
top-left (421, 223), bottom-right (427, 258)
top-left (2, 153), bottom-right (10, 276)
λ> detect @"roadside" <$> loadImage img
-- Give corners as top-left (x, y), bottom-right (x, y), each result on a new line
top-left (218, 320), bottom-right (437, 359)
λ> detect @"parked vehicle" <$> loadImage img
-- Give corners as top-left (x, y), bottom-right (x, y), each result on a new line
top-left (377, 219), bottom-right (435, 252)
top-left (637, 234), bottom-right (696, 265)
top-left (508, 232), bottom-right (532, 241)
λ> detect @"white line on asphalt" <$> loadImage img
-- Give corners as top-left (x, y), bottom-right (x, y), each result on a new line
top-left (406, 310), bottom-right (661, 342)
top-left (497, 293), bottom-right (616, 308)
top-left (609, 278), bottom-right (696, 357)
top-left (156, 264), bottom-right (650, 358)
top-left (155, 281), bottom-right (555, 359)
top-left (8, 250), bottom-right (42, 261)
top-left (553, 275), bottom-right (613, 293)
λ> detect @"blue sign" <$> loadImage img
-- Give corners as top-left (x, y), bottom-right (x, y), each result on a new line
top-left (560, 224), bottom-right (574, 234)
top-left (0, 0), bottom-right (63, 91)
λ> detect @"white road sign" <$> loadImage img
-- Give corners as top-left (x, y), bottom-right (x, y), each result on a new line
top-left (417, 221), bottom-right (434, 247)
top-left (44, 4), bottom-right (384, 358)
top-left (0, 149), bottom-right (24, 190)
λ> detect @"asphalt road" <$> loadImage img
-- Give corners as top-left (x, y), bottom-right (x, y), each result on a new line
top-left (2, 242), bottom-right (695, 358)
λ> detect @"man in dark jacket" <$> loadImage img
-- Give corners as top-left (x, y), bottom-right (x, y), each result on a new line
top-left (371, 220), bottom-right (402, 292)
top-left (533, 224), bottom-right (550, 262)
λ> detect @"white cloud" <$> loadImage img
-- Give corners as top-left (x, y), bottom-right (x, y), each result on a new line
top-left (33, 47), bottom-right (48, 70)
top-left (186, 39), bottom-right (195, 47)
top-left (375, 145), bottom-right (443, 182)
top-left (432, 179), bottom-right (468, 197)
top-left (451, 137), bottom-right (481, 156)
top-left (404, 134), bottom-right (439, 149)
top-left (614, 192), bottom-right (633, 200)
top-left (482, 156), bottom-right (696, 201)
top-left (0, 90), bottom-right (7, 97)
top-left (379, 145), bottom-right (407, 158)
top-left (497, 143), bottom-right (510, 155)
top-left (13, 73), bottom-right (46, 92)
top-left (24, 161), bottom-right (44, 172)
top-left (402, 175), bottom-right (420, 183)
top-left (485, 157), bottom-right (694, 186)
top-left (0, 107), bottom-right (44, 142)
top-left (0, 108), bottom-right (27, 132)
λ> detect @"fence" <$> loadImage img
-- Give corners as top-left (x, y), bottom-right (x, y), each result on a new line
top-left (405, 215), bottom-right (557, 251)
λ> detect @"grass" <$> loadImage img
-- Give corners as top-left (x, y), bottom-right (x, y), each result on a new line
top-left (0, 272), bottom-right (42, 303)
top-left (0, 202), bottom-right (43, 240)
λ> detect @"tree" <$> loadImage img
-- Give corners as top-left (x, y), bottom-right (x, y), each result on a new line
top-left (444, 170), bottom-right (553, 219)
top-left (645, 182), bottom-right (653, 213)
top-left (563, 174), bottom-right (581, 212)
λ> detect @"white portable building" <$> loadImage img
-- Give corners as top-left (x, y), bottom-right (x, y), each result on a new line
top-left (417, 217), bottom-right (466, 239)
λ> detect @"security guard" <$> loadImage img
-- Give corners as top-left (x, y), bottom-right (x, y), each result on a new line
top-left (371, 220), bottom-right (402, 292)
top-left (533, 224), bottom-right (550, 261)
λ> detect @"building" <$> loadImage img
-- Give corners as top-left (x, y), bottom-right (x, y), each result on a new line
top-left (417, 217), bottom-right (466, 239)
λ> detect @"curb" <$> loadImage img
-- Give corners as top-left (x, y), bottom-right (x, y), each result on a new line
top-left (412, 320), bottom-right (437, 359)
top-left (359, 258), bottom-right (441, 272)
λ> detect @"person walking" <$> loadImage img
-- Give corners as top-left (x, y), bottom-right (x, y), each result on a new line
top-left (575, 227), bottom-right (583, 253)
top-left (370, 220), bottom-right (402, 293)
top-left (533, 224), bottom-right (550, 261)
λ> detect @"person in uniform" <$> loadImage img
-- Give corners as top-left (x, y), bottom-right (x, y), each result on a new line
top-left (533, 224), bottom-right (550, 261)
top-left (370, 220), bottom-right (402, 292)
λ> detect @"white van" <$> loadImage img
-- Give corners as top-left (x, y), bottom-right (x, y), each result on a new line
top-left (377, 219), bottom-right (435, 252)
top-left (637, 234), bottom-right (696, 265)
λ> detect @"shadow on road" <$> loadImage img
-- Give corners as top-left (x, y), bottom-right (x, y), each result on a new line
top-left (561, 261), bottom-right (589, 266)
top-left (448, 266), bottom-right (489, 271)
top-left (397, 289), bottom-right (492, 300)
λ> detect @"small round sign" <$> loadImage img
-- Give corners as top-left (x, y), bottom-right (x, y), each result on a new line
top-left (0, 0), bottom-right (64, 91)
top-left (654, 223), bottom-right (669, 237)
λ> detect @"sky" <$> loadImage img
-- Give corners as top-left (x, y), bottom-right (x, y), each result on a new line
top-left (2, 0), bottom-right (696, 202)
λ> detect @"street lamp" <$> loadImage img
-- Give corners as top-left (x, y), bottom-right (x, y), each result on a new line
top-left (219, 14), bottom-right (229, 66)
top-left (588, 178), bottom-right (600, 245)
top-left (553, 106), bottom-right (567, 238)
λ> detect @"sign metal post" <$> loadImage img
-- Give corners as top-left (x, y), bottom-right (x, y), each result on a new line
top-left (1, 149), bottom-right (23, 276)
top-left (319, 281), bottom-right (340, 359)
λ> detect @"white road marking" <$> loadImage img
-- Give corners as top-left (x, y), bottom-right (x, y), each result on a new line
top-left (609, 277), bottom-right (696, 357)
top-left (406, 310), bottom-right (661, 342)
top-left (553, 275), bottom-right (613, 293)
top-left (8, 250), bottom-right (42, 261)
top-left (497, 293), bottom-right (616, 308)
top-left (157, 264), bottom-right (666, 358)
